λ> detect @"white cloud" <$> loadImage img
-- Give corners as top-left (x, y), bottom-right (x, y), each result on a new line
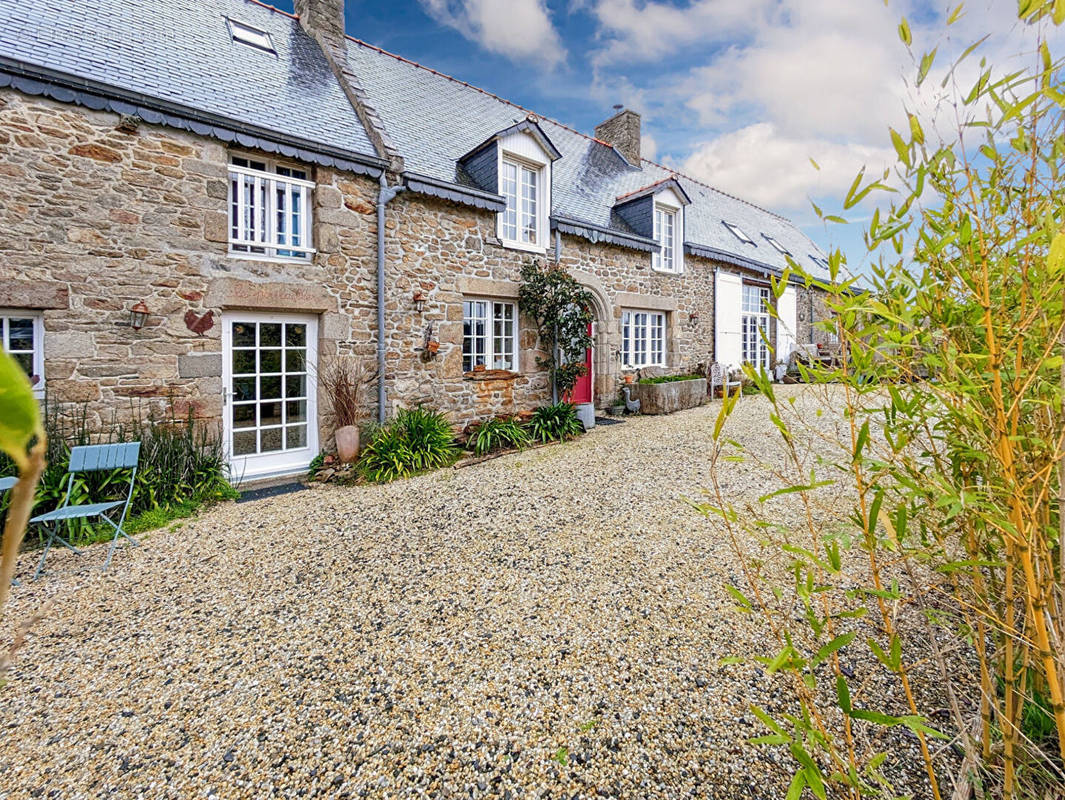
top-left (419, 0), bottom-right (566, 69)
top-left (681, 123), bottom-right (894, 212)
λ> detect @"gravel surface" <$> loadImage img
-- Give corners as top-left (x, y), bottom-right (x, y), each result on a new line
top-left (1, 387), bottom-right (955, 799)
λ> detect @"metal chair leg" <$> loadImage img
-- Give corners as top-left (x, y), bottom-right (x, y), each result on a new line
top-left (102, 524), bottom-right (137, 572)
top-left (33, 523), bottom-right (83, 580)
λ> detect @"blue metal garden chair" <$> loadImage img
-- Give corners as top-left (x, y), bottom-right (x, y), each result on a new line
top-left (30, 442), bottom-right (141, 579)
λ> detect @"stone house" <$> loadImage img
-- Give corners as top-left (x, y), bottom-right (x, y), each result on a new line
top-left (0, 0), bottom-right (836, 480)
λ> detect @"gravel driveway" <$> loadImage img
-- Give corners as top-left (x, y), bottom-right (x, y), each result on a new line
top-left (1, 387), bottom-right (947, 799)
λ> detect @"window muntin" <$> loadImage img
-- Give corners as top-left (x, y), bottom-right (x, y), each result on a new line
top-left (227, 19), bottom-right (276, 53)
top-left (723, 221), bottom-right (755, 245)
top-left (229, 156), bottom-right (314, 261)
top-left (1, 312), bottom-right (43, 392)
top-left (653, 205), bottom-right (679, 273)
top-left (741, 284), bottom-right (771, 371)
top-left (463, 300), bottom-right (516, 372)
top-left (499, 157), bottom-right (542, 247)
top-left (621, 310), bottom-right (666, 368)
top-left (763, 234), bottom-right (790, 255)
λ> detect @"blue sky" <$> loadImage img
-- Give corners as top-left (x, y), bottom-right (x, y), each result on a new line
top-left (273, 0), bottom-right (1059, 275)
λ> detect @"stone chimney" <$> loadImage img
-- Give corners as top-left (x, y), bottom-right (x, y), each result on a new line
top-left (295, 0), bottom-right (345, 51)
top-left (595, 107), bottom-right (641, 165)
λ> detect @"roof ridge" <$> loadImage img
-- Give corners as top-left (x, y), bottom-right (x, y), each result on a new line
top-left (344, 35), bottom-right (797, 227)
top-left (243, 0), bottom-right (297, 20)
top-left (637, 155), bottom-right (792, 223)
top-left (344, 36), bottom-right (620, 151)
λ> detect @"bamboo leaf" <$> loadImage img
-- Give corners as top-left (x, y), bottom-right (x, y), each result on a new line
top-left (0, 350), bottom-right (40, 471)
top-left (836, 675), bottom-right (852, 714)
top-left (898, 17), bottom-right (912, 45)
top-left (918, 48), bottom-right (937, 86)
top-left (785, 770), bottom-right (806, 800)
top-left (812, 632), bottom-right (855, 668)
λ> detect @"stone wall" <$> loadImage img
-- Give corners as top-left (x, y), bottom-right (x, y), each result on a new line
top-left (0, 89), bottom-right (378, 447)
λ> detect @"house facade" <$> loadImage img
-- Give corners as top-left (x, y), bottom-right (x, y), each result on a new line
top-left (0, 0), bottom-right (837, 480)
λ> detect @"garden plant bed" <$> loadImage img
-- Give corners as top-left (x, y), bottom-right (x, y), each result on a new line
top-left (631, 375), bottom-right (707, 414)
top-left (1, 387), bottom-right (958, 799)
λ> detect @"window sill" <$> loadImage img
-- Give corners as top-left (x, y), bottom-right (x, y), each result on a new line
top-left (463, 369), bottom-right (520, 381)
top-left (497, 239), bottom-right (547, 255)
top-left (651, 267), bottom-right (684, 276)
top-left (227, 251), bottom-right (315, 265)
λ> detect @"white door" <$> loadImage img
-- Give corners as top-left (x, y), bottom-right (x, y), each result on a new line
top-left (222, 313), bottom-right (318, 481)
top-left (778, 285), bottom-right (797, 366)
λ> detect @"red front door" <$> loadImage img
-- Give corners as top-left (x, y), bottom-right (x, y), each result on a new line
top-left (567, 323), bottom-right (593, 404)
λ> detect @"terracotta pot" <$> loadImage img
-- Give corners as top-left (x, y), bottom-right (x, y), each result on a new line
top-left (623, 374), bottom-right (634, 385)
top-left (426, 340), bottom-right (440, 354)
top-left (335, 424), bottom-right (360, 464)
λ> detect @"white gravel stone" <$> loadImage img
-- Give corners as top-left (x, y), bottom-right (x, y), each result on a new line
top-left (0, 387), bottom-right (955, 799)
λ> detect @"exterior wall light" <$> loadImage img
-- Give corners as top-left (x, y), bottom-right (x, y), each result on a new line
top-left (412, 290), bottom-right (426, 312)
top-left (117, 301), bottom-right (150, 330)
top-left (688, 311), bottom-right (699, 328)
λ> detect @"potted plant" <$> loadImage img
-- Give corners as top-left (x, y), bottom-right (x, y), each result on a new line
top-left (320, 356), bottom-right (376, 463)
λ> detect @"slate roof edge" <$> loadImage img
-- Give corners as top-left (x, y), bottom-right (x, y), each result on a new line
top-left (685, 242), bottom-right (803, 283)
top-left (0, 56), bottom-right (388, 177)
top-left (615, 176), bottom-right (692, 206)
top-left (552, 215), bottom-right (659, 253)
top-left (403, 172), bottom-right (506, 212)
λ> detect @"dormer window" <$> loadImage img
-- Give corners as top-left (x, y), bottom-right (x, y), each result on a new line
top-left (500, 157), bottom-right (542, 247)
top-left (227, 19), bottom-right (275, 54)
top-left (763, 234), bottom-right (790, 255)
top-left (723, 221), bottom-right (755, 245)
top-left (652, 202), bottom-right (683, 274)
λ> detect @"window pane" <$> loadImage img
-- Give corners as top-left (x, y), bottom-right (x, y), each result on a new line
top-left (259, 349), bottom-right (281, 374)
top-left (232, 403), bottom-right (256, 429)
top-left (260, 375), bottom-right (282, 400)
top-left (260, 427), bottom-right (283, 453)
top-left (286, 424), bottom-right (307, 449)
top-left (501, 162), bottom-right (518, 241)
top-left (7, 318), bottom-right (34, 351)
top-left (232, 350), bottom-right (256, 375)
top-left (259, 401), bottom-right (282, 427)
top-left (233, 430), bottom-right (257, 456)
top-left (232, 322), bottom-right (256, 347)
top-left (521, 166), bottom-right (538, 244)
top-left (286, 375), bottom-right (306, 399)
top-left (233, 376), bottom-right (256, 402)
top-left (492, 303), bottom-right (515, 371)
top-left (286, 400), bottom-right (307, 423)
top-left (285, 323), bottom-right (306, 348)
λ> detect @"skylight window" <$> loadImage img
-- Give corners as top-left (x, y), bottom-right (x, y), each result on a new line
top-left (722, 221), bottom-right (755, 245)
top-left (227, 18), bottom-right (275, 53)
top-left (763, 234), bottom-right (791, 256)
top-left (809, 254), bottom-right (830, 270)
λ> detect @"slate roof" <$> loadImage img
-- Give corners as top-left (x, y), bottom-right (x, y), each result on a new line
top-left (344, 38), bottom-right (832, 280)
top-left (0, 0), bottom-right (379, 162)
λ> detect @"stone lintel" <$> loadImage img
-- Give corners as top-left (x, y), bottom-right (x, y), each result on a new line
top-left (614, 292), bottom-right (677, 313)
top-left (457, 277), bottom-right (520, 299)
top-left (0, 281), bottom-right (69, 310)
top-left (205, 278), bottom-right (336, 313)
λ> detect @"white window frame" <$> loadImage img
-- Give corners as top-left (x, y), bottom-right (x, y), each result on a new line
top-left (1, 311), bottom-right (44, 396)
top-left (763, 234), bottom-right (790, 256)
top-left (228, 154), bottom-right (316, 262)
top-left (741, 284), bottom-right (772, 372)
top-left (227, 18), bottom-right (276, 54)
top-left (652, 202), bottom-right (683, 274)
top-left (621, 310), bottom-right (667, 368)
top-left (723, 221), bottom-right (755, 245)
top-left (463, 299), bottom-right (518, 372)
top-left (497, 153), bottom-right (549, 253)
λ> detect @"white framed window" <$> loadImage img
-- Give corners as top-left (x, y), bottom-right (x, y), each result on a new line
top-left (228, 155), bottom-right (315, 261)
top-left (741, 284), bottom-right (771, 371)
top-left (227, 18), bottom-right (276, 53)
top-left (621, 310), bottom-right (666, 368)
top-left (653, 203), bottom-right (682, 273)
top-left (762, 234), bottom-right (790, 255)
top-left (1, 312), bottom-right (44, 394)
top-left (723, 221), bottom-right (755, 245)
top-left (463, 300), bottom-right (517, 372)
top-left (499, 156), bottom-right (546, 250)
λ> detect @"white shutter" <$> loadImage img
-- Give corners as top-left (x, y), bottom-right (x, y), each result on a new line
top-left (778, 285), bottom-right (797, 365)
top-left (715, 270), bottom-right (743, 369)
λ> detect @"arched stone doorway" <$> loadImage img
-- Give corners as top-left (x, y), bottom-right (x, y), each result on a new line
top-left (570, 269), bottom-right (616, 408)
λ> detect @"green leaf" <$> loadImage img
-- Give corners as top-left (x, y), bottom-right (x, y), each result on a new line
top-left (785, 770), bottom-right (806, 800)
top-left (1049, 232), bottom-right (1065, 275)
top-left (850, 708), bottom-right (903, 726)
top-left (836, 675), bottom-right (852, 714)
top-left (898, 17), bottom-right (912, 45)
top-left (812, 632), bottom-right (856, 668)
top-left (946, 3), bottom-right (964, 24)
top-left (917, 48), bottom-right (937, 86)
top-left (0, 349), bottom-right (40, 470)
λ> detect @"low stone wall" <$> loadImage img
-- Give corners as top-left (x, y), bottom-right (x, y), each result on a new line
top-left (631, 377), bottom-right (707, 414)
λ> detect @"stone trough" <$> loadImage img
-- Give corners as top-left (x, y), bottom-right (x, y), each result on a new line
top-left (631, 377), bottom-right (707, 414)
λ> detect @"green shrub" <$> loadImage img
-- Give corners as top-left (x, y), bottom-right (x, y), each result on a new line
top-left (0, 398), bottom-right (236, 545)
top-left (358, 406), bottom-right (458, 482)
top-left (637, 373), bottom-right (702, 385)
top-left (528, 403), bottom-right (584, 443)
top-left (467, 417), bottom-right (532, 456)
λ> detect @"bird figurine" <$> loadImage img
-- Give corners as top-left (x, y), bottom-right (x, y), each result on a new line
top-left (621, 385), bottom-right (641, 414)
top-left (184, 309), bottom-right (215, 336)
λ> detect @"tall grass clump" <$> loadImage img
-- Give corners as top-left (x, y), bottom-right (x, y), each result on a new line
top-left (358, 406), bottom-right (458, 482)
top-left (692, 6), bottom-right (1065, 799)
top-left (1, 397), bottom-right (235, 545)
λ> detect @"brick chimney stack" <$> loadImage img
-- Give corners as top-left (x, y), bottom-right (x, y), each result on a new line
top-left (295, 0), bottom-right (345, 50)
top-left (595, 107), bottom-right (641, 165)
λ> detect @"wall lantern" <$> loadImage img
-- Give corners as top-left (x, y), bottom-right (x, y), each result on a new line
top-left (412, 290), bottom-right (426, 312)
top-left (117, 301), bottom-right (150, 330)
top-left (688, 311), bottom-right (700, 328)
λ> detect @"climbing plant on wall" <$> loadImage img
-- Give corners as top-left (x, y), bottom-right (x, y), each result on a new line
top-left (518, 260), bottom-right (595, 402)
